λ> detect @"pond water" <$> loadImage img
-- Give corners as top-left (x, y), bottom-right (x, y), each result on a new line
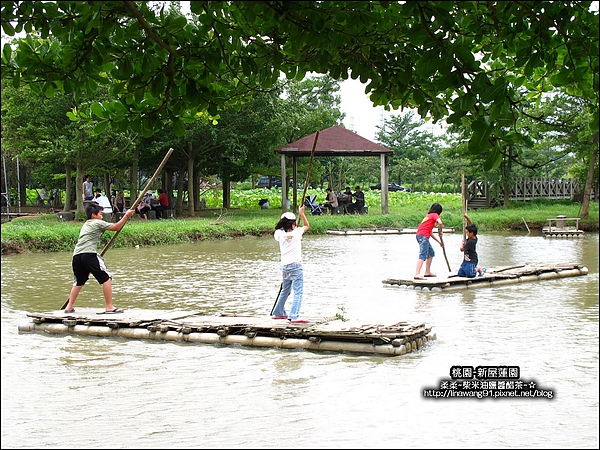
top-left (1, 231), bottom-right (598, 448)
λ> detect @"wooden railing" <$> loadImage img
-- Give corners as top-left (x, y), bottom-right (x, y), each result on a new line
top-left (467, 178), bottom-right (577, 208)
top-left (498, 177), bottom-right (575, 200)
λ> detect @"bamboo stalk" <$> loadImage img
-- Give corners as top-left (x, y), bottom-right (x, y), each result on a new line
top-left (101, 148), bottom-right (174, 256)
top-left (298, 130), bottom-right (320, 223)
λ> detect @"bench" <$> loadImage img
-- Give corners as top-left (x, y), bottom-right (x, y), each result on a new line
top-left (57, 211), bottom-right (74, 221)
top-left (162, 209), bottom-right (176, 219)
top-left (345, 204), bottom-right (368, 214)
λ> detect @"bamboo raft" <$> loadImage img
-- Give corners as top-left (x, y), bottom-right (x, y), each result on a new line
top-left (18, 310), bottom-right (436, 357)
top-left (383, 262), bottom-right (588, 292)
top-left (326, 227), bottom-right (455, 236)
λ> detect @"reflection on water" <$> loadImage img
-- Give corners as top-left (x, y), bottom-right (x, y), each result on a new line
top-left (2, 232), bottom-right (598, 448)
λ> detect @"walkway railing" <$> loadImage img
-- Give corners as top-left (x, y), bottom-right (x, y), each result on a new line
top-left (467, 178), bottom-right (577, 208)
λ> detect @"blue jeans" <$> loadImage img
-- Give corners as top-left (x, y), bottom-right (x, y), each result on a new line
top-left (272, 263), bottom-right (304, 320)
top-left (416, 234), bottom-right (435, 261)
top-left (458, 261), bottom-right (477, 278)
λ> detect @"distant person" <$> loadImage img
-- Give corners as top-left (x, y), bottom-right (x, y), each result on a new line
top-left (110, 189), bottom-right (118, 213)
top-left (154, 189), bottom-right (169, 219)
top-left (50, 187), bottom-right (60, 208)
top-left (37, 185), bottom-right (49, 206)
top-left (271, 206), bottom-right (311, 324)
top-left (458, 213), bottom-right (486, 278)
top-left (322, 187), bottom-right (338, 215)
top-left (342, 186), bottom-right (353, 213)
top-left (63, 202), bottom-right (135, 314)
top-left (94, 189), bottom-right (113, 220)
top-left (347, 186), bottom-right (365, 214)
top-left (82, 175), bottom-right (94, 201)
top-left (414, 202), bottom-right (444, 280)
top-left (115, 191), bottom-right (125, 213)
top-left (136, 191), bottom-right (153, 219)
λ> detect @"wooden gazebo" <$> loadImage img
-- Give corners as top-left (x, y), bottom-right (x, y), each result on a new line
top-left (275, 125), bottom-right (393, 214)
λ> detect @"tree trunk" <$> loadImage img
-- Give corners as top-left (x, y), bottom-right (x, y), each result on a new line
top-left (164, 168), bottom-right (174, 208)
top-left (18, 160), bottom-right (27, 209)
top-left (129, 146), bottom-right (139, 209)
top-left (103, 173), bottom-right (110, 195)
top-left (187, 142), bottom-right (195, 217)
top-left (502, 147), bottom-right (513, 207)
top-left (75, 168), bottom-right (84, 213)
top-left (64, 164), bottom-right (72, 211)
top-left (223, 177), bottom-right (231, 208)
top-left (580, 132), bottom-right (599, 219)
top-left (175, 167), bottom-right (185, 216)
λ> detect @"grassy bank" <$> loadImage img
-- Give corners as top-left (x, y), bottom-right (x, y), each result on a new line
top-left (2, 193), bottom-right (598, 254)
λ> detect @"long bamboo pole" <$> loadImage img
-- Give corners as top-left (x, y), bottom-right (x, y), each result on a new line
top-left (101, 147), bottom-right (174, 256)
top-left (439, 231), bottom-right (452, 272)
top-left (271, 132), bottom-right (319, 315)
top-left (462, 171), bottom-right (467, 241)
top-left (298, 130), bottom-right (320, 223)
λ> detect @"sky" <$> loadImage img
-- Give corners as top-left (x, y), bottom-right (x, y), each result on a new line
top-left (339, 78), bottom-right (448, 141)
top-left (338, 78), bottom-right (386, 142)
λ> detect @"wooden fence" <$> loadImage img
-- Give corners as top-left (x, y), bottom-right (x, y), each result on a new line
top-left (467, 178), bottom-right (577, 208)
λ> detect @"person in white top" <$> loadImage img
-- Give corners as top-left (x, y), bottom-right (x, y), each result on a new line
top-left (271, 206), bottom-right (310, 324)
top-left (82, 175), bottom-right (94, 201)
top-left (93, 189), bottom-right (113, 220)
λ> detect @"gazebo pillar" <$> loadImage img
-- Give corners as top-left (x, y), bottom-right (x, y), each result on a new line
top-left (381, 154), bottom-right (389, 214)
top-left (292, 157), bottom-right (298, 213)
top-left (280, 153), bottom-right (288, 212)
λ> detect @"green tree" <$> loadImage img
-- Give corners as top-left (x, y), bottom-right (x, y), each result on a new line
top-left (518, 93), bottom-right (598, 217)
top-left (1, 81), bottom-right (138, 212)
top-left (376, 111), bottom-right (442, 188)
top-left (2, 1), bottom-right (597, 173)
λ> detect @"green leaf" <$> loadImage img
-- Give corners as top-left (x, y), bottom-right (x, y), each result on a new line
top-left (468, 118), bottom-right (492, 154)
top-left (480, 78), bottom-right (506, 103)
top-left (471, 73), bottom-right (489, 95)
top-left (483, 143), bottom-right (502, 171)
top-left (93, 120), bottom-right (109, 134)
top-left (2, 43), bottom-right (12, 62)
top-left (1, 20), bottom-right (15, 36)
top-left (91, 102), bottom-right (107, 119)
top-left (172, 117), bottom-right (185, 136)
top-left (44, 83), bottom-right (55, 98)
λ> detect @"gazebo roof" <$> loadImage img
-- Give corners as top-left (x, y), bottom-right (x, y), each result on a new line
top-left (275, 125), bottom-right (392, 157)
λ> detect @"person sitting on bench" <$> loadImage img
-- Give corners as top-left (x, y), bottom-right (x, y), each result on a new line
top-left (154, 189), bottom-right (169, 219)
top-left (321, 188), bottom-right (338, 215)
top-left (346, 186), bottom-right (365, 214)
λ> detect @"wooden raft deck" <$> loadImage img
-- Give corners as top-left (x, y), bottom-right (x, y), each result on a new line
top-left (326, 227), bottom-right (455, 236)
top-left (383, 262), bottom-right (588, 292)
top-left (18, 310), bottom-right (436, 357)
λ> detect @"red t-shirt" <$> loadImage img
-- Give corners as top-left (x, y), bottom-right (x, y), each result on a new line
top-left (158, 193), bottom-right (168, 207)
top-left (416, 212), bottom-right (439, 238)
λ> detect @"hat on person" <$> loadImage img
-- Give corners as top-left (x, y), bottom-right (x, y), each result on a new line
top-left (146, 190), bottom-right (152, 195)
top-left (280, 212), bottom-right (296, 220)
